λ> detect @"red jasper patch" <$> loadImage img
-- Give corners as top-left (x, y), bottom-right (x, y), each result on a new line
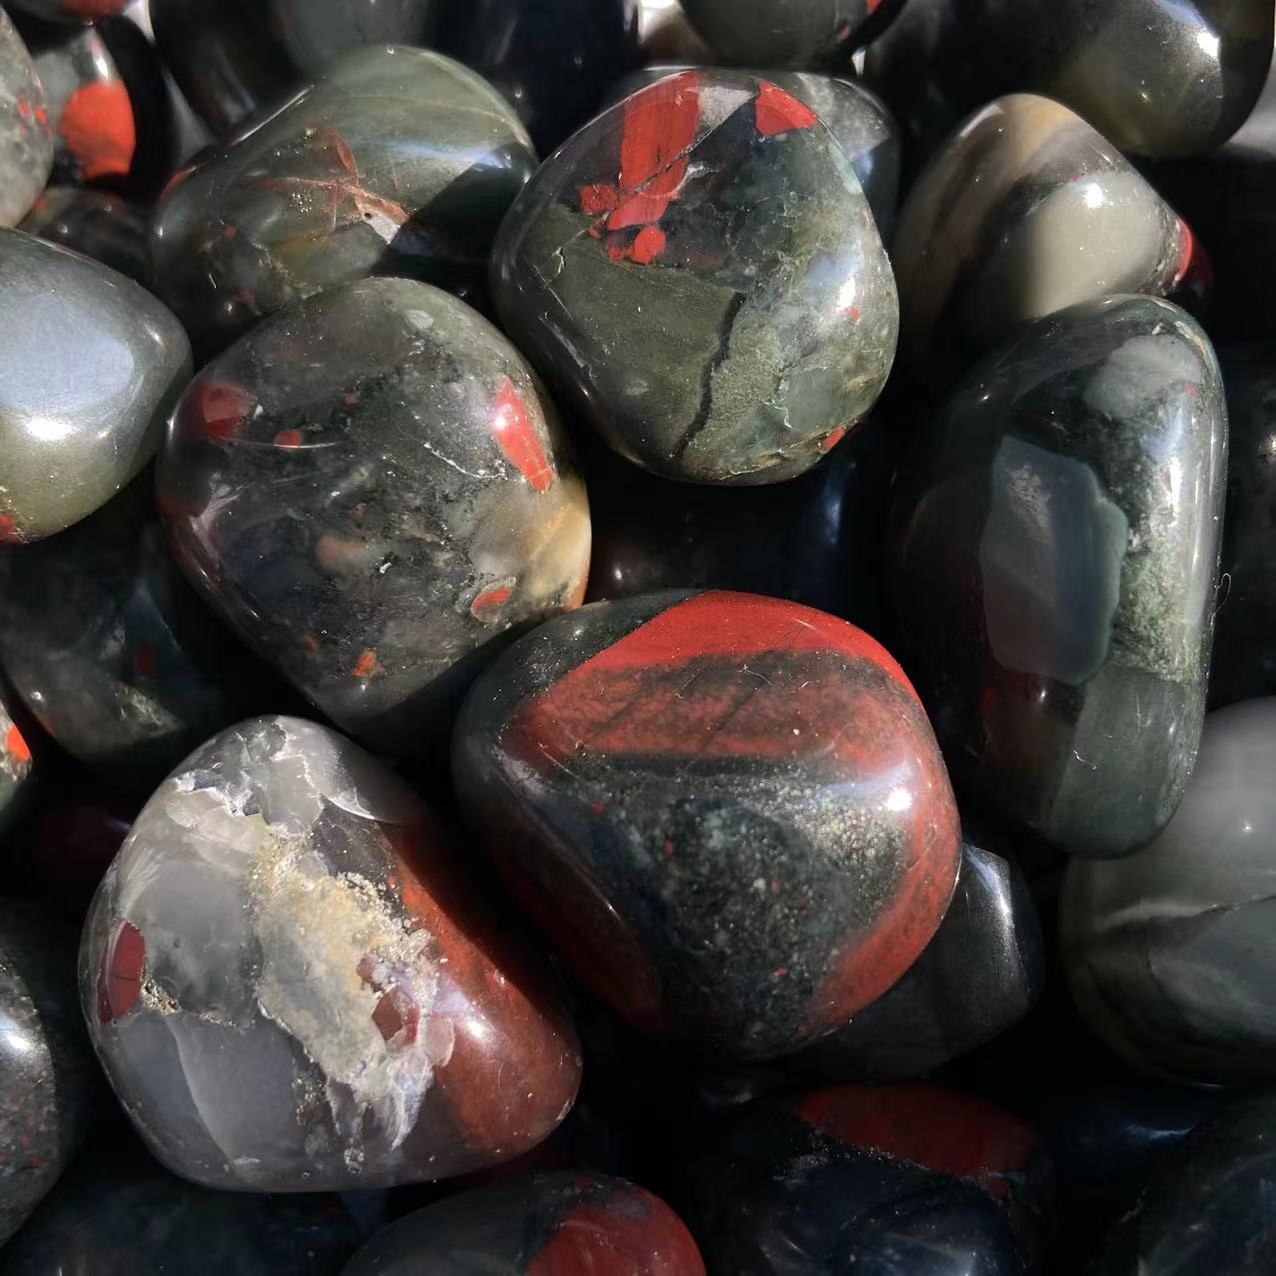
top-left (58, 80), bottom-right (136, 181)
top-left (192, 381), bottom-right (256, 445)
top-left (528, 1192), bottom-right (706, 1275)
top-left (755, 82), bottom-right (819, 137)
top-left (96, 920), bottom-right (145, 1024)
top-left (491, 378), bottom-right (554, 493)
top-left (471, 584), bottom-right (514, 620)
top-left (274, 428), bottom-right (303, 449)
top-left (0, 515), bottom-right (22, 544)
top-left (5, 724), bottom-right (30, 765)
top-left (371, 985), bottom-right (420, 1047)
top-left (353, 649), bottom-right (380, 679)
top-left (608, 73), bottom-right (702, 231)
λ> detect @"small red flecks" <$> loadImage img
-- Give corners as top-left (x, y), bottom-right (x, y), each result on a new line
top-left (1174, 222), bottom-right (1196, 285)
top-left (96, 921), bottom-right (145, 1024)
top-left (662, 840), bottom-right (675, 856)
top-left (846, 307), bottom-right (862, 322)
top-left (1068, 170), bottom-right (1083, 183)
top-left (134, 645), bottom-right (157, 678)
top-left (1186, 383), bottom-right (1200, 400)
top-left (5, 725), bottom-right (30, 764)
top-left (0, 515), bottom-right (20, 544)
top-left (770, 880), bottom-right (780, 894)
top-left (470, 584), bottom-right (513, 620)
top-left (587, 225), bottom-right (602, 239)
top-left (353, 649), bottom-right (380, 679)
top-left (193, 381), bottom-right (255, 445)
top-left (774, 967), bottom-right (789, 978)
top-left (350, 502), bottom-right (367, 522)
top-left (821, 425), bottom-right (849, 453)
top-left (301, 633), bottom-right (320, 654)
top-left (223, 225), bottom-right (237, 239)
top-left (274, 428), bottom-right (303, 449)
top-left (344, 391), bottom-right (360, 407)
top-left (756, 81), bottom-right (819, 137)
top-left (372, 986), bottom-right (420, 1046)
top-left (579, 183), bottom-right (619, 215)
top-left (16, 98), bottom-right (30, 119)
top-left (232, 288), bottom-right (256, 307)
top-left (490, 378), bottom-right (554, 493)
top-left (591, 800), bottom-right (608, 815)
top-left (631, 225), bottom-right (667, 264)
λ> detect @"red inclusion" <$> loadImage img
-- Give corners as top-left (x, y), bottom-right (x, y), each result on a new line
top-left (96, 921), bottom-right (145, 1024)
top-left (134, 645), bottom-right (157, 677)
top-left (192, 381), bottom-right (255, 445)
top-left (630, 226), bottom-right (667, 264)
top-left (470, 584), bottom-right (513, 619)
top-left (755, 82), bottom-right (819, 137)
top-left (491, 378), bottom-right (554, 493)
top-left (274, 428), bottom-right (303, 449)
top-left (821, 425), bottom-right (849, 452)
top-left (371, 986), bottom-right (420, 1046)
top-left (5, 725), bottom-right (30, 764)
top-left (0, 515), bottom-right (21, 544)
top-left (58, 80), bottom-right (136, 181)
top-left (353, 649), bottom-right (380, 679)
top-left (528, 1193), bottom-right (706, 1275)
top-left (608, 73), bottom-right (702, 230)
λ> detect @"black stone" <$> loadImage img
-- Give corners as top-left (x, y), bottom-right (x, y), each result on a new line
top-left (19, 185), bottom-right (150, 283)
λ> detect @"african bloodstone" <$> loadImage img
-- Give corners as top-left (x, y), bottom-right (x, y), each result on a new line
top-left (0, 904), bottom-right (97, 1246)
top-left (0, 692), bottom-right (35, 833)
top-left (157, 276), bottom-right (590, 756)
top-left (0, 229), bottom-right (191, 543)
top-left (680, 0), bottom-right (883, 67)
top-left (151, 45), bottom-right (537, 357)
top-left (80, 715), bottom-right (582, 1191)
top-left (890, 295), bottom-right (1226, 858)
top-left (0, 12), bottom-right (52, 227)
top-left (452, 590), bottom-right (961, 1059)
top-left (18, 185), bottom-right (150, 282)
top-left (795, 837), bottom-right (1045, 1080)
top-left (342, 1172), bottom-right (705, 1274)
top-left (491, 70), bottom-right (898, 485)
top-left (894, 95), bottom-right (1208, 387)
top-left (265, 0), bottom-right (443, 77)
top-left (1062, 699), bottom-right (1276, 1084)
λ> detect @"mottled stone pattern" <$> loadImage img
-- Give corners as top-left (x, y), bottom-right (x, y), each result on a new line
top-left (1063, 699), bottom-right (1276, 1084)
top-left (0, 230), bottom-right (191, 543)
top-left (895, 95), bottom-right (1205, 385)
top-left (19, 186), bottom-right (150, 283)
top-left (891, 295), bottom-right (1226, 857)
top-left (607, 66), bottom-right (901, 240)
top-left (0, 13), bottom-right (52, 228)
top-left (681, 0), bottom-right (881, 66)
top-left (492, 71), bottom-right (898, 485)
top-left (152, 45), bottom-right (537, 355)
top-left (0, 904), bottom-right (97, 1246)
top-left (798, 842), bottom-right (1045, 1080)
top-left (158, 277), bottom-right (590, 755)
top-left (0, 482), bottom-right (254, 792)
top-left (0, 692), bottom-right (35, 832)
top-left (80, 716), bottom-right (581, 1191)
top-left (343, 1172), bottom-right (704, 1275)
top-left (454, 590), bottom-right (960, 1059)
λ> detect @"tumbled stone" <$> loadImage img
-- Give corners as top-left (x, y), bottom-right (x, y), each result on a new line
top-left (890, 295), bottom-right (1226, 857)
top-left (0, 693), bottom-right (35, 834)
top-left (152, 45), bottom-right (536, 356)
top-left (0, 229), bottom-right (191, 542)
top-left (81, 715), bottom-right (582, 1191)
top-left (266, 0), bottom-right (442, 77)
top-left (5, 0), bottom-right (128, 23)
top-left (158, 277), bottom-right (590, 756)
top-left (342, 1172), bottom-right (704, 1274)
top-left (680, 0), bottom-right (883, 67)
top-left (1062, 699), bottom-right (1276, 1084)
top-left (453, 589), bottom-right (960, 1059)
top-left (491, 70), bottom-right (898, 485)
top-left (18, 185), bottom-right (150, 282)
top-left (0, 12), bottom-right (52, 227)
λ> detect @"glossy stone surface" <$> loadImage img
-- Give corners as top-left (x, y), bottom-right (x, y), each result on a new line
top-left (891, 295), bottom-right (1226, 858)
top-left (1, 1147), bottom-right (361, 1274)
top-left (267, 0), bottom-right (442, 77)
top-left (1210, 346), bottom-right (1276, 706)
top-left (453, 590), bottom-right (961, 1059)
top-left (0, 12), bottom-right (52, 227)
top-left (895, 95), bottom-right (1206, 386)
top-left (972, 0), bottom-right (1273, 159)
top-left (0, 481), bottom-right (258, 792)
top-left (443, 0), bottom-right (640, 157)
top-left (796, 839), bottom-right (1045, 1080)
top-left (152, 45), bottom-right (536, 356)
top-left (1096, 1090), bottom-right (1276, 1275)
top-left (0, 693), bottom-right (36, 834)
top-left (607, 66), bottom-right (900, 240)
top-left (81, 715), bottom-right (582, 1191)
top-left (680, 0), bottom-right (882, 67)
top-left (343, 1171), bottom-right (704, 1274)
top-left (492, 71), bottom-right (898, 485)
top-left (5, 0), bottom-right (128, 23)
top-left (1062, 699), bottom-right (1276, 1083)
top-left (0, 903), bottom-right (97, 1246)
top-left (0, 230), bottom-right (191, 543)
top-left (18, 185), bottom-right (150, 282)
top-left (158, 277), bottom-right (590, 756)
top-left (695, 1084), bottom-right (1041, 1274)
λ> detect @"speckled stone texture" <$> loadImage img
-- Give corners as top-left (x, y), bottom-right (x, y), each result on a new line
top-left (342, 1172), bottom-right (704, 1274)
top-left (0, 229), bottom-right (191, 543)
top-left (453, 590), bottom-right (960, 1059)
top-left (1063, 699), bottom-right (1276, 1084)
top-left (0, 904), bottom-right (97, 1246)
top-left (18, 186), bottom-right (150, 282)
top-left (795, 839), bottom-right (1045, 1080)
top-left (81, 715), bottom-right (581, 1192)
top-left (895, 95), bottom-right (1207, 386)
top-left (491, 70), bottom-right (898, 485)
top-left (151, 45), bottom-right (536, 356)
top-left (891, 295), bottom-right (1226, 858)
top-left (0, 13), bottom-right (52, 228)
top-left (158, 276), bottom-right (590, 756)
top-left (680, 0), bottom-right (883, 66)
top-left (606, 66), bottom-right (901, 241)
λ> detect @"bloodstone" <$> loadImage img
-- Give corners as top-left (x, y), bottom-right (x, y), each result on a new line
top-left (151, 45), bottom-right (537, 356)
top-left (795, 837), bottom-right (1045, 1080)
top-left (81, 715), bottom-right (582, 1191)
top-left (265, 0), bottom-right (443, 77)
top-left (0, 12), bottom-right (52, 227)
top-left (18, 185), bottom-right (150, 282)
top-left (0, 692), bottom-right (36, 834)
top-left (680, 0), bottom-right (885, 67)
top-left (0, 904), bottom-right (97, 1246)
top-left (0, 480), bottom-right (263, 792)
top-left (606, 66), bottom-right (901, 240)
top-left (452, 590), bottom-right (961, 1059)
top-left (0, 229), bottom-right (191, 543)
top-left (491, 70), bottom-right (898, 485)
top-left (342, 1172), bottom-right (705, 1274)
top-left (890, 295), bottom-right (1226, 858)
top-left (158, 277), bottom-right (590, 756)
top-left (4, 0), bottom-right (128, 23)
top-left (894, 95), bottom-right (1208, 387)
top-left (1062, 699), bottom-right (1276, 1084)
